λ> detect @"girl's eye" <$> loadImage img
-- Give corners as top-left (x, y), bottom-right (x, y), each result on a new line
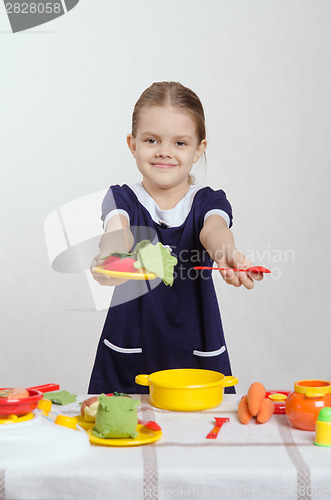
top-left (145, 138), bottom-right (157, 144)
top-left (176, 141), bottom-right (186, 146)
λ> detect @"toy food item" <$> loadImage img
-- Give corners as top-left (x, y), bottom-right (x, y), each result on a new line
top-left (92, 394), bottom-right (140, 439)
top-left (81, 396), bottom-right (99, 422)
top-left (102, 256), bottom-right (120, 268)
top-left (133, 241), bottom-right (177, 286)
top-left (238, 382), bottom-right (274, 424)
top-left (247, 382), bottom-right (266, 416)
top-left (238, 395), bottom-right (253, 424)
top-left (103, 256), bottom-right (136, 273)
top-left (256, 398), bottom-right (275, 423)
top-left (0, 388), bottom-right (29, 399)
top-left (102, 239), bottom-right (177, 286)
top-left (44, 390), bottom-right (76, 405)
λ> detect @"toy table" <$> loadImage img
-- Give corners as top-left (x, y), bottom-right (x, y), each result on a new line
top-left (2, 394), bottom-right (331, 500)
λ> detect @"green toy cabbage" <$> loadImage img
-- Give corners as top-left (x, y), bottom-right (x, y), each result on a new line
top-left (134, 242), bottom-right (177, 286)
top-left (92, 394), bottom-right (140, 439)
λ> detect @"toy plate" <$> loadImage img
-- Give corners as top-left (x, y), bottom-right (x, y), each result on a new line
top-left (92, 266), bottom-right (157, 280)
top-left (87, 424), bottom-right (162, 447)
top-left (75, 414), bottom-right (94, 431)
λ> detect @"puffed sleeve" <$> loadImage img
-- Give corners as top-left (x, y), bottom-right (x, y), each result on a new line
top-left (197, 187), bottom-right (233, 229)
top-left (101, 185), bottom-right (134, 229)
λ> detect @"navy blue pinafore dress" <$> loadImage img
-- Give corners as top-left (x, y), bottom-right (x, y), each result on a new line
top-left (88, 183), bottom-right (235, 394)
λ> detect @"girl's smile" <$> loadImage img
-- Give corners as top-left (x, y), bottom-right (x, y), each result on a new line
top-left (151, 162), bottom-right (177, 169)
top-left (127, 106), bottom-right (206, 201)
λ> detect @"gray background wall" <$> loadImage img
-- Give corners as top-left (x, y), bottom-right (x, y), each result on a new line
top-left (1, 0), bottom-right (330, 394)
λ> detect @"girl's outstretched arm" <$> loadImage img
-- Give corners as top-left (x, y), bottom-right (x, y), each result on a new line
top-left (90, 214), bottom-right (134, 286)
top-left (199, 214), bottom-right (263, 289)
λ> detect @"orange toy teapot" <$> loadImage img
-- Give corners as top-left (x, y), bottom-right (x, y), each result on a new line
top-left (285, 379), bottom-right (331, 431)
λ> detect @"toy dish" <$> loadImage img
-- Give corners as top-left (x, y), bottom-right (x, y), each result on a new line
top-left (75, 414), bottom-right (94, 431)
top-left (135, 369), bottom-right (238, 411)
top-left (92, 266), bottom-right (157, 281)
top-left (266, 391), bottom-right (291, 414)
top-left (87, 424), bottom-right (162, 447)
top-left (0, 389), bottom-right (43, 418)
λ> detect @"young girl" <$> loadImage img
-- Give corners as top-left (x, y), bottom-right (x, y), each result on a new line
top-left (88, 81), bottom-right (262, 395)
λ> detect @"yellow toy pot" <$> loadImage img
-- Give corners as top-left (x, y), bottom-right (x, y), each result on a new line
top-left (135, 368), bottom-right (238, 411)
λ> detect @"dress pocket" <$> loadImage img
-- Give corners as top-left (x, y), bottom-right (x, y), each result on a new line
top-left (103, 339), bottom-right (142, 354)
top-left (193, 345), bottom-right (226, 357)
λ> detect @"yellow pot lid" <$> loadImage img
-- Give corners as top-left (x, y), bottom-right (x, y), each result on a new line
top-left (269, 393), bottom-right (288, 402)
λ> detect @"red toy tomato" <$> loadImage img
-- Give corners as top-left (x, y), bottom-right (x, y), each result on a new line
top-left (103, 256), bottom-right (137, 273)
top-left (103, 256), bottom-right (121, 269)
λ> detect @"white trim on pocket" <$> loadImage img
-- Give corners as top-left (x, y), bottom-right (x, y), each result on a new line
top-left (193, 345), bottom-right (226, 357)
top-left (103, 339), bottom-right (142, 354)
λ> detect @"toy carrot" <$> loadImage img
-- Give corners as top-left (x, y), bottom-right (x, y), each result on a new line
top-left (247, 382), bottom-right (266, 416)
top-left (257, 398), bottom-right (274, 423)
top-left (238, 395), bottom-right (253, 424)
top-left (238, 382), bottom-right (275, 425)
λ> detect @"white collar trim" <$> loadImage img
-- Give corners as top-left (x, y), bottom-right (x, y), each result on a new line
top-left (128, 182), bottom-right (202, 228)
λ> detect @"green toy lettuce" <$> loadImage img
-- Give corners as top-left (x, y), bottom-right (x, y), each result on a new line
top-left (102, 239), bottom-right (178, 286)
top-left (92, 394), bottom-right (140, 439)
top-left (134, 242), bottom-right (177, 286)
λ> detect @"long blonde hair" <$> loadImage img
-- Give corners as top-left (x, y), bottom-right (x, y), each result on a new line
top-left (131, 81), bottom-right (206, 185)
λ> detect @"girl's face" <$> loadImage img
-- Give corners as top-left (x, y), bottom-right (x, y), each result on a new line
top-left (127, 106), bottom-right (207, 192)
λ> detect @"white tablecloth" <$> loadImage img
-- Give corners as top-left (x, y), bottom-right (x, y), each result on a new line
top-left (2, 394), bottom-right (331, 500)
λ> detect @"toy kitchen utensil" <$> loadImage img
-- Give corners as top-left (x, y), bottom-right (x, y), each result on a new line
top-left (0, 384), bottom-right (60, 418)
top-left (0, 388), bottom-right (43, 418)
top-left (27, 383), bottom-right (60, 393)
top-left (194, 266), bottom-right (271, 273)
top-left (206, 417), bottom-right (229, 439)
top-left (75, 414), bottom-right (162, 432)
top-left (314, 407), bottom-right (331, 447)
top-left (265, 391), bottom-right (290, 414)
top-left (285, 379), bottom-right (331, 431)
top-left (92, 266), bottom-right (157, 280)
top-left (135, 368), bottom-right (238, 411)
top-left (87, 424), bottom-right (162, 447)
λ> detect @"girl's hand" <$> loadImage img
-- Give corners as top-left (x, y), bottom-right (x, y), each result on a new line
top-left (90, 256), bottom-right (128, 287)
top-left (90, 214), bottom-right (133, 287)
top-left (217, 250), bottom-right (263, 289)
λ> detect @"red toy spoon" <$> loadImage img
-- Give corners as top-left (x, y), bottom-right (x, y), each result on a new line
top-left (206, 417), bottom-right (229, 439)
top-left (194, 266), bottom-right (271, 273)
